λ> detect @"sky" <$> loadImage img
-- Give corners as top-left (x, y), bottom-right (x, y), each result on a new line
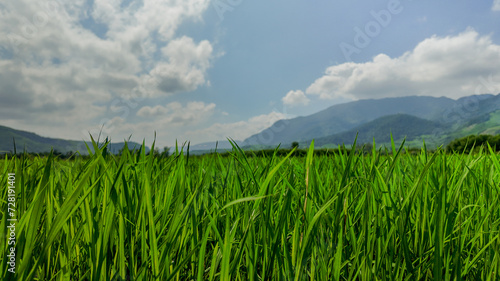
top-left (1, 0), bottom-right (500, 148)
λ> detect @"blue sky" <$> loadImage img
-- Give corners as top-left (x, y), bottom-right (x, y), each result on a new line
top-left (1, 0), bottom-right (500, 147)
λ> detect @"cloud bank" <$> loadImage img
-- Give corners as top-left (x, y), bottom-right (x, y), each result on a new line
top-left (305, 29), bottom-right (500, 101)
top-left (184, 111), bottom-right (289, 142)
top-left (282, 90), bottom-right (310, 106)
top-left (493, 0), bottom-right (500, 11)
top-left (0, 0), bottom-right (213, 140)
top-left (137, 101), bottom-right (216, 126)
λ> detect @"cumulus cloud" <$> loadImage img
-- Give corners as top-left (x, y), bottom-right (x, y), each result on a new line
top-left (137, 101), bottom-right (216, 126)
top-left (0, 60), bottom-right (110, 122)
top-left (136, 105), bottom-right (170, 117)
top-left (306, 29), bottom-right (500, 100)
top-left (74, 100), bottom-right (217, 148)
top-left (493, 0), bottom-right (500, 11)
top-left (0, 0), bottom-right (214, 140)
top-left (282, 90), bottom-right (310, 106)
top-left (141, 37), bottom-right (214, 96)
top-left (185, 111), bottom-right (289, 142)
top-left (93, 0), bottom-right (209, 42)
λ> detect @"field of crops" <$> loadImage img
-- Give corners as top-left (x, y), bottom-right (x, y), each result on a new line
top-left (1, 139), bottom-right (500, 280)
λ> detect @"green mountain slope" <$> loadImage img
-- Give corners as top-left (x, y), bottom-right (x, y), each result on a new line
top-left (445, 109), bottom-right (500, 140)
top-left (244, 96), bottom-right (459, 146)
top-left (311, 114), bottom-right (443, 147)
top-left (243, 94), bottom-right (499, 147)
top-left (0, 125), bottom-right (148, 154)
top-left (0, 125), bottom-right (80, 153)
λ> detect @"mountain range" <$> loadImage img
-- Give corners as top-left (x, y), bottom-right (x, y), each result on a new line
top-left (243, 94), bottom-right (500, 148)
top-left (1, 94), bottom-right (499, 153)
top-left (0, 125), bottom-right (148, 154)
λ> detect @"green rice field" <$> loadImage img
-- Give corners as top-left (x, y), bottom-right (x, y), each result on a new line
top-left (1, 138), bottom-right (500, 280)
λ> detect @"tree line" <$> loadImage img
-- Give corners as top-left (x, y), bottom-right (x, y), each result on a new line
top-left (1, 134), bottom-right (499, 159)
top-left (445, 134), bottom-right (500, 153)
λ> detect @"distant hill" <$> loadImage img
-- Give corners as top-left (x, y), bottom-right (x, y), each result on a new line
top-left (243, 94), bottom-right (500, 148)
top-left (0, 125), bottom-right (148, 154)
top-left (189, 140), bottom-right (240, 151)
top-left (243, 95), bottom-right (459, 146)
top-left (311, 114), bottom-right (443, 147)
top-left (4, 93), bottom-right (498, 154)
top-left (442, 109), bottom-right (500, 142)
top-left (0, 125), bottom-right (79, 153)
top-left (106, 142), bottom-right (149, 155)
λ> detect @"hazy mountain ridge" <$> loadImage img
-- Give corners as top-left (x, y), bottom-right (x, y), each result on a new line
top-left (311, 114), bottom-right (444, 147)
top-left (243, 94), bottom-right (500, 148)
top-left (189, 140), bottom-right (239, 151)
top-left (0, 125), bottom-right (148, 154)
top-left (1, 94), bottom-right (498, 153)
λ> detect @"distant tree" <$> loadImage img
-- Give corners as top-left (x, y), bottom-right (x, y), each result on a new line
top-left (291, 141), bottom-right (299, 149)
top-left (65, 151), bottom-right (74, 159)
top-left (446, 134), bottom-right (500, 153)
top-left (147, 148), bottom-right (160, 157)
top-left (357, 143), bottom-right (373, 154)
top-left (52, 149), bottom-right (63, 157)
top-left (162, 146), bottom-right (170, 157)
top-left (118, 145), bottom-right (136, 156)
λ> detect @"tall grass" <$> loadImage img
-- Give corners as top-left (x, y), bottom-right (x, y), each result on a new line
top-left (1, 138), bottom-right (499, 280)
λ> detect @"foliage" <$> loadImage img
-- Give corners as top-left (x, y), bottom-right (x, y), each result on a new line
top-left (1, 138), bottom-right (500, 280)
top-left (446, 134), bottom-right (500, 153)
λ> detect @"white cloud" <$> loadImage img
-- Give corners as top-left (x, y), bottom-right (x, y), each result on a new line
top-left (282, 90), bottom-right (310, 106)
top-left (92, 0), bottom-right (210, 52)
top-left (0, 0), bottom-right (214, 141)
top-left (136, 105), bottom-right (170, 117)
top-left (140, 37), bottom-right (214, 96)
top-left (306, 29), bottom-right (500, 100)
top-left (0, 59), bottom-right (113, 122)
top-left (185, 111), bottom-right (289, 142)
top-left (0, 1), bottom-right (142, 73)
top-left (137, 101), bottom-right (216, 126)
top-left (493, 0), bottom-right (500, 11)
top-left (83, 101), bottom-right (217, 147)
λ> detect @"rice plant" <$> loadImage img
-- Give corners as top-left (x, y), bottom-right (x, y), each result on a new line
top-left (1, 137), bottom-right (499, 280)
